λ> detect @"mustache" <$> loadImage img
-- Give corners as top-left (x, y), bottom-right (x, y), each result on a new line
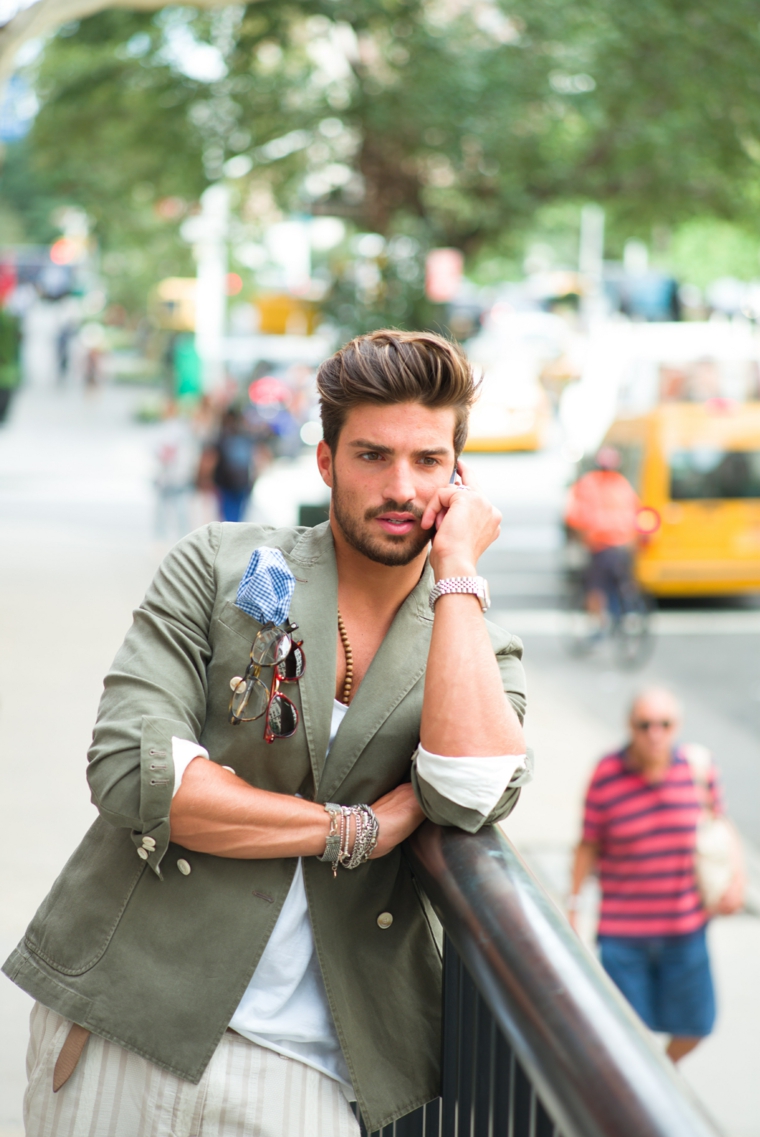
top-left (364, 500), bottom-right (424, 522)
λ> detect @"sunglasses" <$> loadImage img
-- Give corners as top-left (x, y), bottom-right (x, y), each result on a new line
top-left (632, 719), bottom-right (673, 732)
top-left (229, 621), bottom-right (306, 742)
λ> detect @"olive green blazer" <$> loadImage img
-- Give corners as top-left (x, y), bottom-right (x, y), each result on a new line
top-left (3, 521), bottom-right (528, 1132)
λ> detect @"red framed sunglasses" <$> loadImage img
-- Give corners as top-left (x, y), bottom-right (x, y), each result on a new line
top-left (229, 621), bottom-right (306, 743)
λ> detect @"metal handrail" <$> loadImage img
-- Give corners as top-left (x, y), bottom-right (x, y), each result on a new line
top-left (408, 821), bottom-right (721, 1137)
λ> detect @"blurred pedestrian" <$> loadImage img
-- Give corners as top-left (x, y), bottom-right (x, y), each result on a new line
top-left (191, 395), bottom-right (222, 526)
top-left (0, 299), bottom-right (21, 425)
top-left (210, 408), bottom-right (259, 522)
top-left (172, 332), bottom-right (203, 399)
top-left (565, 447), bottom-right (640, 619)
top-left (569, 688), bottom-right (744, 1062)
top-left (152, 400), bottom-right (199, 539)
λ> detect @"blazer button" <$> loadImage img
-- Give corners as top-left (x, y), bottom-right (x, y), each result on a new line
top-left (177, 859), bottom-right (192, 875)
top-left (137, 847), bottom-right (149, 861)
top-left (141, 836), bottom-right (156, 851)
top-left (377, 912), bottom-right (393, 929)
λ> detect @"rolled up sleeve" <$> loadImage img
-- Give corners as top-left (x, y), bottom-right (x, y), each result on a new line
top-left (86, 524), bottom-right (221, 876)
top-left (411, 627), bottom-right (531, 832)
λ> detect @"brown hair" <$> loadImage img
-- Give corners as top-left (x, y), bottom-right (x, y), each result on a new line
top-left (317, 329), bottom-right (478, 455)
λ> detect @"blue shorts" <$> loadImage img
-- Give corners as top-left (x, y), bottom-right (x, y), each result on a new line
top-left (585, 546), bottom-right (632, 597)
top-left (598, 928), bottom-right (716, 1038)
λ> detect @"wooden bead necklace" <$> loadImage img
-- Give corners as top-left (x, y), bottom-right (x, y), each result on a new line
top-left (337, 609), bottom-right (354, 705)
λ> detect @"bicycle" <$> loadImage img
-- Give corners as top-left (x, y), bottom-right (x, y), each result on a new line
top-left (561, 539), bottom-right (656, 669)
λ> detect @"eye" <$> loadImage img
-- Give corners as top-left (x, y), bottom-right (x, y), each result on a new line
top-left (358, 451), bottom-right (383, 462)
top-left (418, 456), bottom-right (440, 467)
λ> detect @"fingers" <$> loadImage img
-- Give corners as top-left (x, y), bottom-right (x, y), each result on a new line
top-left (421, 483), bottom-right (472, 530)
top-left (369, 802), bottom-right (425, 859)
top-left (456, 459), bottom-right (479, 491)
top-left (421, 489), bottom-right (446, 530)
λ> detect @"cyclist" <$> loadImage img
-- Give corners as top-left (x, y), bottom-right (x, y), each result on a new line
top-left (565, 447), bottom-right (640, 619)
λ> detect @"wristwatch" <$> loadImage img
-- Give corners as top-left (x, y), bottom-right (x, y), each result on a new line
top-left (429, 576), bottom-right (491, 613)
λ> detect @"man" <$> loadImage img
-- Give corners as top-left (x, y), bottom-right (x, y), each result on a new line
top-left (6, 330), bottom-right (530, 1136)
top-left (569, 688), bottom-right (743, 1063)
top-left (564, 446), bottom-right (640, 617)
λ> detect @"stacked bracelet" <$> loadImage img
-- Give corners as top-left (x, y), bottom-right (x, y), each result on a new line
top-left (345, 805), bottom-right (379, 869)
top-left (317, 803), bottom-right (379, 877)
top-left (318, 804), bottom-right (343, 877)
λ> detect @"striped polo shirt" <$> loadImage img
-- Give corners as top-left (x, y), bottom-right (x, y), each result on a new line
top-left (582, 748), bottom-right (723, 938)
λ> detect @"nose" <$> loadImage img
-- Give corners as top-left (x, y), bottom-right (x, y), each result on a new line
top-left (381, 459), bottom-right (417, 506)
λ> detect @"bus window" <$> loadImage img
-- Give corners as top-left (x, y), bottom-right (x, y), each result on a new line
top-left (670, 449), bottom-right (760, 500)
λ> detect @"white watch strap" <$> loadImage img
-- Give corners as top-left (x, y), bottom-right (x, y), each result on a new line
top-left (429, 576), bottom-right (490, 612)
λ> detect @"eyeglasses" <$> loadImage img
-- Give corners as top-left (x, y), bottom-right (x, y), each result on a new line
top-left (632, 719), bottom-right (674, 732)
top-left (229, 621), bottom-right (306, 742)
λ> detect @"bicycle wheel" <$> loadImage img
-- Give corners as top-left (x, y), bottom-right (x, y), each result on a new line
top-left (560, 573), bottom-right (598, 657)
top-left (611, 585), bottom-right (655, 669)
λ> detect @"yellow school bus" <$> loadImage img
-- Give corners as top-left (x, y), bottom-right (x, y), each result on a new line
top-left (601, 402), bottom-right (760, 596)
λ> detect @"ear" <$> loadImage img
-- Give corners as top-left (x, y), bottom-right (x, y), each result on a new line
top-left (316, 439), bottom-right (334, 488)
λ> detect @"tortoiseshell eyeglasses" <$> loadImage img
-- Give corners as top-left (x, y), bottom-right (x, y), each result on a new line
top-left (229, 621), bottom-right (306, 743)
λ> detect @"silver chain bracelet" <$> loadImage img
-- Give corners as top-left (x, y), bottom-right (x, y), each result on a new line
top-left (317, 803), bottom-right (378, 876)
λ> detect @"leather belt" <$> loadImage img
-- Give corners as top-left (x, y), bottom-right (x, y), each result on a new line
top-left (53, 1023), bottom-right (91, 1092)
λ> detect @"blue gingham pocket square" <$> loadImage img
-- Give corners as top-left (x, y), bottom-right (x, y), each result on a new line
top-left (235, 547), bottom-right (296, 626)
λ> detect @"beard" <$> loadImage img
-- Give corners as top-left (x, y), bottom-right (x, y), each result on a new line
top-left (331, 474), bottom-right (430, 567)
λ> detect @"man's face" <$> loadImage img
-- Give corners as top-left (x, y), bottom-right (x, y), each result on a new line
top-left (628, 691), bottom-right (680, 766)
top-left (317, 402), bottom-right (458, 567)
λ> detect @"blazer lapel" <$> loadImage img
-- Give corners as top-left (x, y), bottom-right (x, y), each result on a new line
top-left (282, 525), bottom-right (338, 791)
top-left (317, 563), bottom-right (434, 802)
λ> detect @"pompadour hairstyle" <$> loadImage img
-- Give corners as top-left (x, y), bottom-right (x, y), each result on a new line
top-left (316, 329), bottom-right (478, 455)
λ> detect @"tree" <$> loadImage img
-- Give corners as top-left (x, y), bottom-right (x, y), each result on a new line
top-left (10, 0), bottom-right (760, 320)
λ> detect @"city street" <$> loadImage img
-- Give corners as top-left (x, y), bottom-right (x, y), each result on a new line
top-left (1, 383), bottom-right (759, 1135)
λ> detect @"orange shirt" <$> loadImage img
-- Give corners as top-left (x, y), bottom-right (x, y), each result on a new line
top-left (565, 470), bottom-right (640, 552)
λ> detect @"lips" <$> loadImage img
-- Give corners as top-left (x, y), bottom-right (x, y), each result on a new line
top-left (375, 513), bottom-right (417, 536)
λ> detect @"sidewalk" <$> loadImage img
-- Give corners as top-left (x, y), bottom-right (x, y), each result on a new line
top-left (0, 386), bottom-right (165, 1134)
top-left (503, 660), bottom-right (760, 1137)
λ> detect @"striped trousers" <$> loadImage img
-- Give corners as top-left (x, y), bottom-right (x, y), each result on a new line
top-left (24, 1003), bottom-right (361, 1137)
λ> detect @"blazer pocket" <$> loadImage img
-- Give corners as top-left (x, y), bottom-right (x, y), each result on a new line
top-left (25, 819), bottom-right (145, 976)
top-left (216, 599), bottom-right (262, 643)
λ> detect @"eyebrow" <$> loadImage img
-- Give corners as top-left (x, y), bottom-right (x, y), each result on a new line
top-left (347, 439), bottom-right (452, 458)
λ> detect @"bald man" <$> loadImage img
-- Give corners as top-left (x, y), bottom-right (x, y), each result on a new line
top-left (570, 688), bottom-right (742, 1062)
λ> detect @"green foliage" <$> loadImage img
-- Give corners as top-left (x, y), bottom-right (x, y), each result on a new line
top-left (666, 219), bottom-right (760, 288)
top-left (0, 139), bottom-right (63, 244)
top-left (13, 0), bottom-right (760, 323)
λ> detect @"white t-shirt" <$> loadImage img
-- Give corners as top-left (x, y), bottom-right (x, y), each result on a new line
top-left (227, 700), bottom-right (352, 1087)
top-left (170, 702), bottom-right (525, 1089)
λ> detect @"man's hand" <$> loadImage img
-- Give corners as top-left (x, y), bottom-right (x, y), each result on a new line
top-left (420, 461), bottom-right (501, 579)
top-left (369, 783), bottom-right (425, 858)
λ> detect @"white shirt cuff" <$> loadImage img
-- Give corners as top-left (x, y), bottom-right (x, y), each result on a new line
top-left (416, 745), bottom-right (526, 816)
top-left (171, 736), bottom-right (209, 798)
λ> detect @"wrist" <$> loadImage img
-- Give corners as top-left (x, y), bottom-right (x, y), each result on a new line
top-left (431, 558), bottom-right (478, 581)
